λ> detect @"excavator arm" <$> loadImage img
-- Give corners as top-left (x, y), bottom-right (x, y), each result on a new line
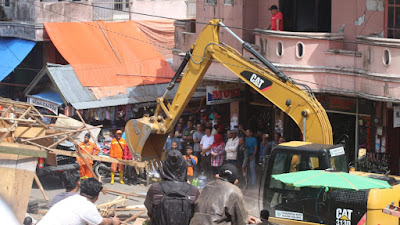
top-left (125, 19), bottom-right (332, 160)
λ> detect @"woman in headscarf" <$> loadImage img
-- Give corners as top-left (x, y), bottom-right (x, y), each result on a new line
top-left (145, 150), bottom-right (200, 225)
top-left (210, 134), bottom-right (225, 174)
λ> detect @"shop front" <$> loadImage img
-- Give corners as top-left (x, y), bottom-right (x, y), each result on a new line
top-left (205, 83), bottom-right (244, 130)
top-left (315, 94), bottom-right (386, 172)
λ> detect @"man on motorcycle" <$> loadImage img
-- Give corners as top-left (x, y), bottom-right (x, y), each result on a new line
top-left (77, 133), bottom-right (100, 179)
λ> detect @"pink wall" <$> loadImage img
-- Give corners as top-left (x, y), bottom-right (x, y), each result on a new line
top-left (173, 0), bottom-right (400, 102)
top-left (331, 0), bottom-right (384, 50)
top-left (257, 0), bottom-right (277, 30)
top-left (253, 31), bottom-right (400, 100)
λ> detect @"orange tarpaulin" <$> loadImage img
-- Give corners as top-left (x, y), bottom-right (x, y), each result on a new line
top-left (136, 20), bottom-right (175, 59)
top-left (44, 21), bottom-right (174, 87)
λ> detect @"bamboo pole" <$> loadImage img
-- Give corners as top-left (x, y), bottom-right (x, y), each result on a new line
top-left (69, 136), bottom-right (98, 180)
top-left (34, 174), bottom-right (49, 201)
top-left (123, 211), bottom-right (145, 223)
top-left (21, 125), bottom-right (103, 142)
top-left (0, 106), bottom-right (32, 142)
top-left (103, 188), bottom-right (146, 198)
top-left (24, 141), bottom-right (146, 167)
top-left (76, 110), bottom-right (97, 144)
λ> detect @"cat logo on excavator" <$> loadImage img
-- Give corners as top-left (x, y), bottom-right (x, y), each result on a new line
top-left (336, 208), bottom-right (352, 225)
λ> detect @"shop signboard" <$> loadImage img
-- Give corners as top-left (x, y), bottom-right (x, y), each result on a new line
top-left (316, 95), bottom-right (372, 115)
top-left (27, 97), bottom-right (59, 115)
top-left (394, 106), bottom-right (400, 128)
top-left (206, 84), bottom-right (241, 105)
top-left (316, 95), bottom-right (356, 113)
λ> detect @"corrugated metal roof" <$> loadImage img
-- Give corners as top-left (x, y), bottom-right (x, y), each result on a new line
top-left (44, 64), bottom-right (205, 110)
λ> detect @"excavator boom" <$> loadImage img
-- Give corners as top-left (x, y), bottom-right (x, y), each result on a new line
top-left (125, 19), bottom-right (332, 160)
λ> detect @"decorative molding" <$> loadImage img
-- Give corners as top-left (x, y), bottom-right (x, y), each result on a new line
top-left (254, 29), bottom-right (344, 40)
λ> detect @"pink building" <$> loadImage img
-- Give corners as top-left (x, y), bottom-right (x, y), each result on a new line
top-left (174, 0), bottom-right (400, 174)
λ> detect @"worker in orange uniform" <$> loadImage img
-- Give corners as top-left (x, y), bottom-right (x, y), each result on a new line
top-left (110, 130), bottom-right (126, 184)
top-left (77, 133), bottom-right (100, 179)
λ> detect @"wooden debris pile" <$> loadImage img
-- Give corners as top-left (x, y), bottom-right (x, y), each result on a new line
top-left (97, 193), bottom-right (147, 225)
top-left (0, 98), bottom-right (149, 222)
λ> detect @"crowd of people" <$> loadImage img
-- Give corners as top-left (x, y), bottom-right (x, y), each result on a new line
top-left (36, 150), bottom-right (275, 225)
top-left (34, 107), bottom-right (282, 225)
top-left (163, 110), bottom-right (285, 187)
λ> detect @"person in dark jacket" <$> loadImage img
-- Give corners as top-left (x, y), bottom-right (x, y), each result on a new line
top-left (236, 136), bottom-right (249, 187)
top-left (190, 164), bottom-right (257, 225)
top-left (145, 150), bottom-right (200, 224)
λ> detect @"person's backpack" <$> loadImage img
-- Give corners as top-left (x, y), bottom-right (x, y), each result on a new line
top-left (155, 181), bottom-right (194, 225)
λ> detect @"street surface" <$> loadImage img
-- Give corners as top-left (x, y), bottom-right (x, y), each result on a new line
top-left (29, 166), bottom-right (265, 222)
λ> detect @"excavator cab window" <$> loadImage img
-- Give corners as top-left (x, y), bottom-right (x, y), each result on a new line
top-left (263, 150), bottom-right (330, 223)
top-left (330, 154), bottom-right (348, 172)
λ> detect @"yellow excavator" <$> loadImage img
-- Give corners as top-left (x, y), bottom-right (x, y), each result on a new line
top-left (125, 19), bottom-right (400, 225)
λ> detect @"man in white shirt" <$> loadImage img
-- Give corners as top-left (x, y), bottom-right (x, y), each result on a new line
top-left (225, 129), bottom-right (239, 164)
top-left (38, 178), bottom-right (120, 225)
top-left (200, 127), bottom-right (214, 178)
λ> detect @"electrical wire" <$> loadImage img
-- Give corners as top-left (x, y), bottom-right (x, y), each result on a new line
top-left (66, 0), bottom-right (400, 49)
top-left (30, 1), bottom-right (398, 98)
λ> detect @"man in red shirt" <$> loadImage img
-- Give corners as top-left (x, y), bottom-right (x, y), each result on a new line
top-left (268, 5), bottom-right (283, 31)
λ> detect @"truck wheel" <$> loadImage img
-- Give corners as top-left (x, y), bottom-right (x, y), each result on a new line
top-left (94, 163), bottom-right (110, 178)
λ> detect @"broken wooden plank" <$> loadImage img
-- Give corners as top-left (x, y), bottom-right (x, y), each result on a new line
top-left (0, 106), bottom-right (32, 142)
top-left (21, 125), bottom-right (103, 142)
top-left (76, 110), bottom-right (97, 144)
top-left (14, 127), bottom-right (46, 138)
top-left (116, 205), bottom-right (146, 211)
top-left (97, 198), bottom-right (127, 209)
top-left (74, 137), bottom-right (98, 180)
top-left (104, 188), bottom-right (146, 198)
top-left (0, 142), bottom-right (47, 158)
top-left (123, 211), bottom-right (145, 223)
top-left (0, 153), bottom-right (38, 222)
top-left (34, 174), bottom-right (49, 201)
top-left (133, 218), bottom-right (147, 225)
top-left (0, 117), bottom-right (36, 123)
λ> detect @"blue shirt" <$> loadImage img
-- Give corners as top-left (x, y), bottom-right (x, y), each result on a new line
top-left (163, 136), bottom-right (182, 151)
top-left (245, 137), bottom-right (258, 155)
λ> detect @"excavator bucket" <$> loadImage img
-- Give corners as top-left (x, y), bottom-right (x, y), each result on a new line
top-left (124, 118), bottom-right (167, 161)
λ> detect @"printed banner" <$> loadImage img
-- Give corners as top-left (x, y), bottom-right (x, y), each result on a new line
top-left (206, 84), bottom-right (241, 105)
top-left (28, 97), bottom-right (59, 115)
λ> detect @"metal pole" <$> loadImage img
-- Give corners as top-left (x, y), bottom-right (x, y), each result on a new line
top-left (355, 98), bottom-right (359, 170)
top-left (218, 21), bottom-right (289, 82)
top-left (303, 116), bottom-right (307, 142)
top-left (218, 21), bottom-right (245, 45)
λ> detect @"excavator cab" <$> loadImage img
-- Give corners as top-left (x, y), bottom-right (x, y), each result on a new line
top-left (262, 142), bottom-right (368, 225)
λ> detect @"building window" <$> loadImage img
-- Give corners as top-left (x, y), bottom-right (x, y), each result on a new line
top-left (224, 0), bottom-right (233, 5)
top-left (276, 41), bottom-right (283, 57)
top-left (114, 0), bottom-right (122, 10)
top-left (296, 42), bottom-right (304, 58)
top-left (383, 49), bottom-right (391, 66)
top-left (4, 0), bottom-right (10, 7)
top-left (206, 0), bottom-right (216, 5)
top-left (386, 0), bottom-right (400, 38)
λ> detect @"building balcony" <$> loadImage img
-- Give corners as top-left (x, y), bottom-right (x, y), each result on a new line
top-left (253, 29), bottom-right (400, 102)
top-left (173, 20), bottom-right (400, 101)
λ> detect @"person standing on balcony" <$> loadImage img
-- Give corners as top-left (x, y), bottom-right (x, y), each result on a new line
top-left (268, 5), bottom-right (283, 31)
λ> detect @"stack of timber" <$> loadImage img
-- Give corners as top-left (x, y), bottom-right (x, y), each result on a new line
top-left (0, 98), bottom-right (148, 223)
